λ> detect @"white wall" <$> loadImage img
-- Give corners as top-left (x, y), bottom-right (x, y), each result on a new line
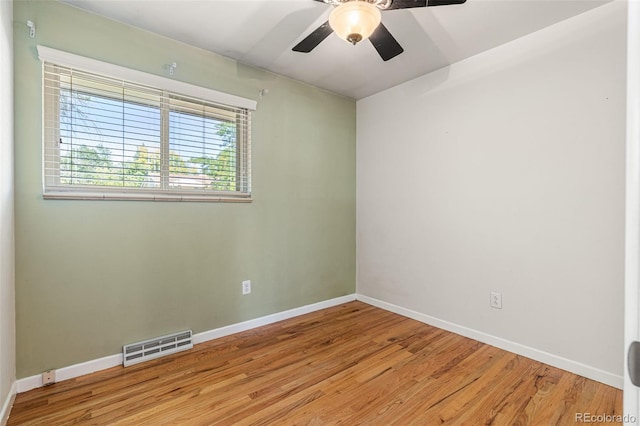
top-left (0, 0), bottom-right (16, 422)
top-left (357, 1), bottom-right (626, 386)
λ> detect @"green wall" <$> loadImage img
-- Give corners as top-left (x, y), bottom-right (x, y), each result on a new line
top-left (13, 0), bottom-right (356, 378)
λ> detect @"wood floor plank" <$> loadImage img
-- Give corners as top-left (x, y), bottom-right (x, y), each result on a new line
top-left (8, 301), bottom-right (622, 425)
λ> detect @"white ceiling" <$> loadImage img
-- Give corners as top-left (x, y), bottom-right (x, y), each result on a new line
top-left (59, 0), bottom-right (610, 99)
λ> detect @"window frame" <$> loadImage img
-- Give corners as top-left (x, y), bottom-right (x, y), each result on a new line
top-left (38, 45), bottom-right (256, 202)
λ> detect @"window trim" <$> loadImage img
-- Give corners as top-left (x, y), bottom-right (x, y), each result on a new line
top-left (38, 46), bottom-right (256, 202)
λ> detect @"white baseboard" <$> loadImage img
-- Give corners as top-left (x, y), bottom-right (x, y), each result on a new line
top-left (356, 294), bottom-right (623, 389)
top-left (17, 353), bottom-right (123, 393)
top-left (192, 294), bottom-right (356, 344)
top-left (16, 294), bottom-right (357, 394)
top-left (0, 381), bottom-right (16, 426)
top-left (13, 293), bottom-right (621, 396)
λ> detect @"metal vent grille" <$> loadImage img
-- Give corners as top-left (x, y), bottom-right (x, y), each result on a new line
top-left (123, 330), bottom-right (193, 367)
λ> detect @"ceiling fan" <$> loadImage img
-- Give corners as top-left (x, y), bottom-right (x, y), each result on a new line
top-left (292, 0), bottom-right (467, 61)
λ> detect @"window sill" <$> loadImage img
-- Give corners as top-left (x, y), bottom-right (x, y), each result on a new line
top-left (43, 191), bottom-right (252, 203)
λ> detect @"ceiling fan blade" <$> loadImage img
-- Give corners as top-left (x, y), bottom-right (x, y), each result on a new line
top-left (369, 23), bottom-right (404, 61)
top-left (427, 0), bottom-right (467, 6)
top-left (387, 0), bottom-right (466, 9)
top-left (292, 21), bottom-right (334, 53)
top-left (387, 0), bottom-right (427, 9)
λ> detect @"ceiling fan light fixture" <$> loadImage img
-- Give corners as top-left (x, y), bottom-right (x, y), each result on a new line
top-left (329, 1), bottom-right (381, 45)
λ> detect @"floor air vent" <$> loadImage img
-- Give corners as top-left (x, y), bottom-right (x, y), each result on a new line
top-left (123, 330), bottom-right (193, 367)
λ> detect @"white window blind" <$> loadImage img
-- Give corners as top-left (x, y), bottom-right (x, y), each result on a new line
top-left (41, 50), bottom-right (253, 202)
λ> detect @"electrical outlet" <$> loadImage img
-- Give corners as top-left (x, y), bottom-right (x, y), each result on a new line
top-left (490, 292), bottom-right (502, 309)
top-left (242, 280), bottom-right (251, 295)
top-left (42, 369), bottom-right (55, 386)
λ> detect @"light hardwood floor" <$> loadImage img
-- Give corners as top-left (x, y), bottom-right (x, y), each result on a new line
top-left (8, 301), bottom-right (622, 425)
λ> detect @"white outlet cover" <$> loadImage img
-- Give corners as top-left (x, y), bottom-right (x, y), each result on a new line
top-left (42, 369), bottom-right (56, 386)
top-left (242, 280), bottom-right (251, 295)
top-left (490, 292), bottom-right (502, 309)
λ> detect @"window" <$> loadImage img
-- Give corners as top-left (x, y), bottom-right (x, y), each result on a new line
top-left (39, 46), bottom-right (255, 201)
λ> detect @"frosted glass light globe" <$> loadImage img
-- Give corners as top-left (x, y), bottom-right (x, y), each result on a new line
top-left (329, 2), bottom-right (382, 45)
